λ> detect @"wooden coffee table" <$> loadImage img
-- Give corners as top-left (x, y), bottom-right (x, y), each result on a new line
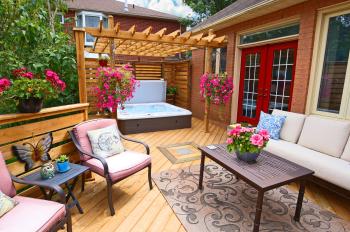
top-left (198, 144), bottom-right (314, 232)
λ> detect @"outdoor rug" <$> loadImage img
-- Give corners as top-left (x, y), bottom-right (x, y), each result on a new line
top-left (152, 163), bottom-right (350, 232)
top-left (158, 142), bottom-right (201, 164)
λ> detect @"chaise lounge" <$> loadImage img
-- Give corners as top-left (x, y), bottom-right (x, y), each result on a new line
top-left (0, 153), bottom-right (72, 232)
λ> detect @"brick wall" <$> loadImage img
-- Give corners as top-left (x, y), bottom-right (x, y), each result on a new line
top-left (191, 0), bottom-right (347, 123)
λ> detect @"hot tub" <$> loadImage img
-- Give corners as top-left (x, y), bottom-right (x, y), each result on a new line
top-left (117, 102), bottom-right (192, 134)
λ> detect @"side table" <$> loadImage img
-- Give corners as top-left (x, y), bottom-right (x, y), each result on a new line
top-left (22, 163), bottom-right (89, 214)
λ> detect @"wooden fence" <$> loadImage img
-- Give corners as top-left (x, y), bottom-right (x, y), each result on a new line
top-left (85, 59), bottom-right (191, 113)
top-left (0, 103), bottom-right (89, 195)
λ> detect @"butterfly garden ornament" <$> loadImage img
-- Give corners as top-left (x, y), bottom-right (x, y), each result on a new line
top-left (12, 133), bottom-right (53, 171)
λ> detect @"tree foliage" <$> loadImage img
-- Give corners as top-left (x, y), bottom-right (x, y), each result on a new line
top-left (182, 0), bottom-right (236, 27)
top-left (0, 0), bottom-right (78, 113)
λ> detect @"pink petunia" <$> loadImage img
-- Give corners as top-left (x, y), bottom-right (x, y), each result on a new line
top-left (226, 138), bottom-right (233, 144)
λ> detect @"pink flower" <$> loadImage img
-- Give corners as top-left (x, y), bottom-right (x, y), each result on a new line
top-left (226, 138), bottom-right (233, 144)
top-left (45, 69), bottom-right (66, 92)
top-left (258, 129), bottom-right (270, 140)
top-left (0, 78), bottom-right (11, 93)
top-left (250, 134), bottom-right (264, 147)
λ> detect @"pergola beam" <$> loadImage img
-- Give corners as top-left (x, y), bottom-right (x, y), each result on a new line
top-left (83, 27), bottom-right (225, 48)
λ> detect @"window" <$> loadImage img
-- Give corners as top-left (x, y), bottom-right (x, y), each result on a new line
top-left (240, 24), bottom-right (299, 45)
top-left (56, 13), bottom-right (64, 24)
top-left (310, 8), bottom-right (350, 119)
top-left (76, 11), bottom-right (108, 46)
top-left (211, 47), bottom-right (227, 74)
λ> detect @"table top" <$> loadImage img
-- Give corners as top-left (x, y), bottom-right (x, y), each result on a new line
top-left (23, 163), bottom-right (89, 186)
top-left (199, 144), bottom-right (314, 190)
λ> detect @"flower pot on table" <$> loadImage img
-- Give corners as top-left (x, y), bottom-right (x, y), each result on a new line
top-left (18, 97), bottom-right (43, 113)
top-left (56, 161), bottom-right (70, 173)
top-left (236, 151), bottom-right (259, 163)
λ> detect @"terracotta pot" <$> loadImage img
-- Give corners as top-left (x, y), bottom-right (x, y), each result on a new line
top-left (99, 60), bottom-right (108, 67)
top-left (18, 97), bottom-right (43, 113)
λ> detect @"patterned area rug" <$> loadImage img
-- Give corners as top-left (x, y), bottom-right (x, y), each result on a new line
top-left (158, 142), bottom-right (201, 164)
top-left (152, 163), bottom-right (350, 232)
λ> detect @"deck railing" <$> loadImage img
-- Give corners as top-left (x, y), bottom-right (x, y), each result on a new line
top-left (0, 103), bottom-right (89, 195)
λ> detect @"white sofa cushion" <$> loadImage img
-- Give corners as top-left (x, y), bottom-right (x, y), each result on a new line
top-left (297, 115), bottom-right (350, 157)
top-left (272, 110), bottom-right (306, 143)
top-left (341, 136), bottom-right (350, 162)
top-left (265, 139), bottom-right (350, 191)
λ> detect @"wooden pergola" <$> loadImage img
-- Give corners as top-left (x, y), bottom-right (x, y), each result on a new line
top-left (73, 15), bottom-right (227, 132)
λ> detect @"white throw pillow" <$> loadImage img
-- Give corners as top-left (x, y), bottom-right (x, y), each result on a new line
top-left (298, 115), bottom-right (350, 158)
top-left (272, 110), bottom-right (306, 143)
top-left (87, 125), bottom-right (124, 158)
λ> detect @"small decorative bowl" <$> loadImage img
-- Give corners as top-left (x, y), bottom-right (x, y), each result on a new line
top-left (40, 162), bottom-right (55, 179)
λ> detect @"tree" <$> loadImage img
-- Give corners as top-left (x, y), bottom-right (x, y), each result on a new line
top-left (182, 0), bottom-right (236, 27)
top-left (0, 0), bottom-right (78, 113)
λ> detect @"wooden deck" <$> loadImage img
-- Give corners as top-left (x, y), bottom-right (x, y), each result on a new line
top-left (69, 117), bottom-right (350, 232)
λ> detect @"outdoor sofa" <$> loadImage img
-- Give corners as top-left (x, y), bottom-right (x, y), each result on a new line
top-left (264, 110), bottom-right (350, 195)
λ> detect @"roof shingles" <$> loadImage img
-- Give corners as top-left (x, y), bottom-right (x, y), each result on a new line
top-left (66, 0), bottom-right (179, 21)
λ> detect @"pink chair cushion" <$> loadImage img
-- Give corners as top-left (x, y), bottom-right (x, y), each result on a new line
top-left (0, 154), bottom-right (16, 198)
top-left (73, 119), bottom-right (117, 161)
top-left (83, 151), bottom-right (151, 182)
top-left (0, 196), bottom-right (65, 232)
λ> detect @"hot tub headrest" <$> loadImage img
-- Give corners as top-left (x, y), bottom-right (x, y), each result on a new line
top-left (126, 80), bottom-right (166, 104)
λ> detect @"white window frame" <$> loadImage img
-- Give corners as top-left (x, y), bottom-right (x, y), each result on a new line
top-left (306, 3), bottom-right (350, 119)
top-left (76, 11), bottom-right (107, 46)
top-left (56, 13), bottom-right (64, 24)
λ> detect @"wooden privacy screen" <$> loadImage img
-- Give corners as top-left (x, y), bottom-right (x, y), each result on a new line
top-left (0, 103), bottom-right (89, 195)
top-left (85, 59), bottom-right (191, 113)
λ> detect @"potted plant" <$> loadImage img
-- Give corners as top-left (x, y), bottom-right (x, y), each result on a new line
top-left (226, 124), bottom-right (270, 163)
top-left (0, 68), bottom-right (66, 113)
top-left (166, 86), bottom-right (177, 105)
top-left (56, 154), bottom-right (70, 173)
top-left (98, 56), bottom-right (110, 67)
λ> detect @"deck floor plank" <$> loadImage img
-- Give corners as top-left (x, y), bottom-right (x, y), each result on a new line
top-left (66, 117), bottom-right (350, 232)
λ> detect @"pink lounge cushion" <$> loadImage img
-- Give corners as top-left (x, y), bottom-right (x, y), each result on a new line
top-left (84, 150), bottom-right (151, 182)
top-left (73, 119), bottom-right (117, 161)
top-left (0, 196), bottom-right (65, 232)
top-left (0, 154), bottom-right (16, 198)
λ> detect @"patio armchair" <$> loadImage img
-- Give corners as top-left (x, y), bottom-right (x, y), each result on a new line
top-left (0, 153), bottom-right (72, 232)
top-left (69, 118), bottom-right (152, 216)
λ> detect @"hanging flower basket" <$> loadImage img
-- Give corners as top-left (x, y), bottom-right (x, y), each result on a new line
top-left (99, 60), bottom-right (108, 67)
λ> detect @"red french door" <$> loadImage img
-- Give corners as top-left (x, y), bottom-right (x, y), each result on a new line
top-left (237, 41), bottom-right (298, 124)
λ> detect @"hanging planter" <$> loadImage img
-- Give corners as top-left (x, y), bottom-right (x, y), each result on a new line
top-left (17, 97), bottom-right (43, 113)
top-left (200, 73), bottom-right (234, 132)
top-left (99, 59), bottom-right (108, 67)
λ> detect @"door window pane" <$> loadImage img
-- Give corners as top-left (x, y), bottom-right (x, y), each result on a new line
top-left (242, 53), bottom-right (261, 118)
top-left (317, 13), bottom-right (350, 113)
top-left (269, 48), bottom-right (295, 113)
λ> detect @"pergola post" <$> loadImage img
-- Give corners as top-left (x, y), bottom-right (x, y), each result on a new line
top-left (204, 29), bottom-right (214, 133)
top-left (108, 15), bottom-right (115, 67)
top-left (74, 28), bottom-right (87, 103)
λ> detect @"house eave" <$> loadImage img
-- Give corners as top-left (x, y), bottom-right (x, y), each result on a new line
top-left (192, 0), bottom-right (307, 34)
